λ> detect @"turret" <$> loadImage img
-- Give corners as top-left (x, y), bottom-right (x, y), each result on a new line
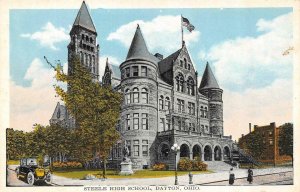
top-left (199, 62), bottom-right (223, 135)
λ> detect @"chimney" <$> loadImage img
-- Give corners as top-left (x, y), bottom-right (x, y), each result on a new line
top-left (154, 53), bottom-right (163, 60)
top-left (249, 123), bottom-right (251, 133)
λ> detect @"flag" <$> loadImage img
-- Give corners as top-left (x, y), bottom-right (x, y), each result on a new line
top-left (182, 16), bottom-right (195, 32)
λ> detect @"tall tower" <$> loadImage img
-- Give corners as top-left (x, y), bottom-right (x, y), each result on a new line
top-left (68, 1), bottom-right (99, 80)
top-left (199, 62), bottom-right (223, 135)
top-left (119, 25), bottom-right (159, 169)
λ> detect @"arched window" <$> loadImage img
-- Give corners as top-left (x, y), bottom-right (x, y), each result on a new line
top-left (184, 58), bottom-right (187, 69)
top-left (180, 60), bottom-right (183, 67)
top-left (176, 73), bottom-right (184, 92)
top-left (165, 97), bottom-right (170, 110)
top-left (141, 88), bottom-right (148, 104)
top-left (187, 77), bottom-right (195, 95)
top-left (159, 95), bottom-right (164, 110)
top-left (125, 89), bottom-right (131, 104)
top-left (132, 88), bottom-right (139, 103)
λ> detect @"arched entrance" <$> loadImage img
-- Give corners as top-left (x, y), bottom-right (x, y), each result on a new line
top-left (214, 146), bottom-right (222, 161)
top-left (192, 145), bottom-right (201, 160)
top-left (180, 144), bottom-right (190, 159)
top-left (223, 146), bottom-right (230, 161)
top-left (204, 145), bottom-right (212, 161)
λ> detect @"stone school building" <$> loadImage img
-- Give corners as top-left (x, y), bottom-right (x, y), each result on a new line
top-left (50, 1), bottom-right (234, 169)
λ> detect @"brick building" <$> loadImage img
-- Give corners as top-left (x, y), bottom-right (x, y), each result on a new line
top-left (238, 122), bottom-right (292, 165)
top-left (50, 1), bottom-right (234, 169)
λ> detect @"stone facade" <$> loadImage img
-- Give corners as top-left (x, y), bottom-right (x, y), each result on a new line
top-left (50, 1), bottom-right (234, 170)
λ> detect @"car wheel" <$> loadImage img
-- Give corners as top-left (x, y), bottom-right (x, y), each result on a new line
top-left (44, 172), bottom-right (52, 185)
top-left (26, 172), bottom-right (35, 185)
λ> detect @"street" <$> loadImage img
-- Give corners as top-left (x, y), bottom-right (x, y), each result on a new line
top-left (7, 165), bottom-right (293, 187)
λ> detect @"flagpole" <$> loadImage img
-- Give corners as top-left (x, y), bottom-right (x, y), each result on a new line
top-left (181, 15), bottom-right (183, 47)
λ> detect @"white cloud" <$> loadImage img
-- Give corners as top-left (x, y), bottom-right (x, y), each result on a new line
top-left (99, 55), bottom-right (120, 81)
top-left (107, 15), bottom-right (200, 54)
top-left (20, 22), bottom-right (69, 50)
top-left (223, 78), bottom-right (293, 140)
top-left (206, 12), bottom-right (292, 91)
top-left (10, 58), bottom-right (63, 132)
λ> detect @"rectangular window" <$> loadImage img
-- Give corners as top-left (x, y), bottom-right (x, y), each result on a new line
top-left (133, 113), bottom-right (139, 130)
top-left (142, 140), bottom-right (148, 156)
top-left (165, 99), bottom-right (170, 110)
top-left (126, 93), bottom-right (131, 104)
top-left (125, 67), bottom-right (130, 77)
top-left (182, 120), bottom-right (186, 131)
top-left (159, 97), bottom-right (164, 110)
top-left (188, 102), bottom-right (195, 115)
top-left (166, 118), bottom-right (171, 130)
top-left (141, 66), bottom-right (147, 76)
top-left (201, 125), bottom-right (204, 132)
top-left (133, 140), bottom-right (139, 156)
top-left (117, 143), bottom-right (121, 158)
top-left (133, 92), bottom-right (139, 103)
top-left (141, 92), bottom-right (148, 104)
top-left (181, 100), bottom-right (185, 113)
top-left (177, 99), bottom-right (184, 113)
top-left (126, 140), bottom-right (131, 156)
top-left (133, 66), bottom-right (139, 76)
top-left (126, 114), bottom-right (131, 130)
top-left (142, 113), bottom-right (148, 130)
top-left (205, 125), bottom-right (208, 132)
top-left (189, 123), bottom-right (192, 131)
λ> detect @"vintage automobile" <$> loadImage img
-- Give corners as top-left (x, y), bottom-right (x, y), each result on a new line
top-left (15, 158), bottom-right (52, 185)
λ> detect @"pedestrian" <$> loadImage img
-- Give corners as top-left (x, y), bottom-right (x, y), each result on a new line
top-left (229, 168), bottom-right (235, 185)
top-left (247, 167), bottom-right (253, 184)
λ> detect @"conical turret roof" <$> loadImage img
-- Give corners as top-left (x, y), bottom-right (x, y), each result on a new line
top-left (126, 25), bottom-right (158, 63)
top-left (199, 62), bottom-right (220, 89)
top-left (72, 1), bottom-right (96, 33)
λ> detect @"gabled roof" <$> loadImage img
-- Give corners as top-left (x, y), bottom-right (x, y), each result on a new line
top-left (109, 64), bottom-right (121, 80)
top-left (72, 1), bottom-right (96, 33)
top-left (51, 102), bottom-right (67, 120)
top-left (199, 62), bottom-right (220, 89)
top-left (126, 25), bottom-right (158, 64)
top-left (158, 48), bottom-right (181, 74)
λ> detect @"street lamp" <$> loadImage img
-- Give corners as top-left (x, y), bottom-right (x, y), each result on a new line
top-left (171, 143), bottom-right (180, 185)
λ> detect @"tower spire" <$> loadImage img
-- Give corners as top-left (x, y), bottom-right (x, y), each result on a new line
top-left (72, 1), bottom-right (96, 33)
top-left (199, 62), bottom-right (220, 89)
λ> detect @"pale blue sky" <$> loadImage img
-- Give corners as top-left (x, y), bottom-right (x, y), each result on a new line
top-left (10, 8), bottom-right (292, 90)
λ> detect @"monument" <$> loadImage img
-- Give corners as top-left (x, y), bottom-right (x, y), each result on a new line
top-left (119, 141), bottom-right (134, 175)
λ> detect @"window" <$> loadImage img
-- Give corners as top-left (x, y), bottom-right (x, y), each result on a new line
top-left (180, 60), bottom-right (183, 67)
top-left (86, 36), bottom-right (89, 42)
top-left (80, 52), bottom-right (84, 64)
top-left (85, 53), bottom-right (88, 66)
top-left (142, 140), bottom-right (148, 156)
top-left (90, 37), bottom-right (93, 43)
top-left (141, 88), bottom-right (148, 104)
top-left (133, 140), bottom-right (139, 156)
top-left (182, 120), bottom-right (186, 131)
top-left (178, 118), bottom-right (182, 130)
top-left (142, 113), bottom-right (148, 130)
top-left (81, 34), bottom-right (85, 40)
top-left (201, 125), bottom-right (204, 132)
top-left (126, 140), bottom-right (131, 156)
top-left (188, 64), bottom-right (191, 70)
top-left (159, 96), bottom-right (164, 110)
top-left (192, 123), bottom-right (195, 131)
top-left (269, 131), bottom-right (273, 136)
top-left (189, 123), bottom-right (192, 131)
top-left (121, 69), bottom-right (125, 79)
top-left (117, 143), bottom-right (121, 158)
top-left (125, 89), bottom-right (131, 104)
top-left (177, 99), bottom-right (185, 113)
top-left (204, 107), bottom-right (208, 118)
top-left (184, 58), bottom-right (187, 69)
top-left (188, 102), bottom-right (195, 115)
top-left (133, 113), bottom-right (139, 130)
top-left (126, 114), bottom-right (131, 130)
top-left (176, 73), bottom-right (184, 92)
top-left (166, 118), bottom-right (171, 130)
top-left (205, 125), bottom-right (208, 132)
top-left (187, 77), bottom-right (195, 95)
top-left (269, 139), bottom-right (273, 145)
top-left (141, 66), bottom-right (147, 76)
top-left (200, 106), bottom-right (204, 117)
top-left (133, 88), bottom-right (139, 103)
top-left (165, 97), bottom-right (170, 110)
top-left (133, 66), bottom-right (138, 76)
top-left (125, 67), bottom-right (130, 77)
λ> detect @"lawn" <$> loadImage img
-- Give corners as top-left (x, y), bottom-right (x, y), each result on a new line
top-left (53, 169), bottom-right (212, 179)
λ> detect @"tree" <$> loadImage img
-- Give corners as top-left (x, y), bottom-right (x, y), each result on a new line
top-left (278, 123), bottom-right (293, 164)
top-left (239, 132), bottom-right (265, 160)
top-left (52, 54), bottom-right (122, 177)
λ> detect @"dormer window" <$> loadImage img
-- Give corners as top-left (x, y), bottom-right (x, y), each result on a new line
top-left (132, 66), bottom-right (138, 76)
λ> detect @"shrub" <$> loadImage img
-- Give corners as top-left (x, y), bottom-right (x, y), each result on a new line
top-left (52, 161), bottom-right (83, 170)
top-left (152, 162), bottom-right (169, 171)
top-left (178, 158), bottom-right (207, 171)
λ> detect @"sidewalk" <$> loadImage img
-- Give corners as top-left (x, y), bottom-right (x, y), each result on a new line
top-left (52, 167), bottom-right (293, 186)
